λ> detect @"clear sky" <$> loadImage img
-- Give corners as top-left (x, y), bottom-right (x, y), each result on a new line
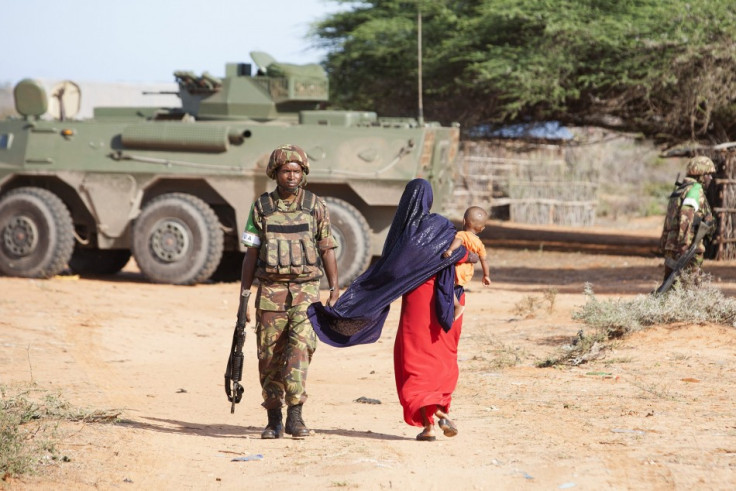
top-left (2, 0), bottom-right (347, 85)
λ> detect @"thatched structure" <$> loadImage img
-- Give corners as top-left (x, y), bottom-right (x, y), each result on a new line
top-left (454, 140), bottom-right (599, 227)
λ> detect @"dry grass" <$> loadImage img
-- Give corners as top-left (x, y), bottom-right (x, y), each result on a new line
top-left (540, 274), bottom-right (736, 366)
top-left (512, 288), bottom-right (558, 318)
top-left (1, 384), bottom-right (120, 481)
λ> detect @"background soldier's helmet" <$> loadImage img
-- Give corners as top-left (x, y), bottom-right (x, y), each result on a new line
top-left (266, 144), bottom-right (310, 179)
top-left (686, 156), bottom-right (716, 176)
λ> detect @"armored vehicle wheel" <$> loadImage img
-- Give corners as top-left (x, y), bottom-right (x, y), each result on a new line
top-left (0, 187), bottom-right (74, 278)
top-left (324, 197), bottom-right (371, 288)
top-left (132, 193), bottom-right (223, 285)
top-left (69, 247), bottom-right (131, 276)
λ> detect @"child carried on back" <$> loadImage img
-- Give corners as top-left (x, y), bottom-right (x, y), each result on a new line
top-left (442, 206), bottom-right (491, 320)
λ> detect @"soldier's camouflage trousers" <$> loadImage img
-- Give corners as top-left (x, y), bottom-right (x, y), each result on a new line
top-left (256, 307), bottom-right (317, 409)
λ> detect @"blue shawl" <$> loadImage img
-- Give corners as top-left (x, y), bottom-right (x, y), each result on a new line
top-left (307, 178), bottom-right (466, 347)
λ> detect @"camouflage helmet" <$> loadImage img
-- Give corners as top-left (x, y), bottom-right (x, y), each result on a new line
top-left (266, 144), bottom-right (310, 179)
top-left (686, 156), bottom-right (716, 176)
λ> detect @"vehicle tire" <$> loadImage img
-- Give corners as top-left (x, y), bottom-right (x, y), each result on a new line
top-left (0, 187), bottom-right (74, 278)
top-left (323, 197), bottom-right (371, 288)
top-left (69, 247), bottom-right (131, 276)
top-left (209, 250), bottom-right (244, 283)
top-left (132, 193), bottom-right (223, 285)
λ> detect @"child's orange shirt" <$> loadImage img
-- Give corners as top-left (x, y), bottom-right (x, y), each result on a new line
top-left (454, 231), bottom-right (486, 286)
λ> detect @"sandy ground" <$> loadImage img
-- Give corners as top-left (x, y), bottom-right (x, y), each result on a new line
top-left (2, 242), bottom-right (736, 490)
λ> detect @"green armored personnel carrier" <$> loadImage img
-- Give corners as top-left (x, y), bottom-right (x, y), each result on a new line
top-left (0, 52), bottom-right (459, 285)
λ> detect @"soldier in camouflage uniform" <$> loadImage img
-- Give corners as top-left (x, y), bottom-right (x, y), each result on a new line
top-left (239, 144), bottom-right (339, 439)
top-left (659, 155), bottom-right (716, 283)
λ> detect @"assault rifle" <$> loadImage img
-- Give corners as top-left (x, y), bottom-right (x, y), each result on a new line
top-left (666, 173), bottom-right (683, 196)
top-left (224, 289), bottom-right (250, 413)
top-left (655, 217), bottom-right (715, 295)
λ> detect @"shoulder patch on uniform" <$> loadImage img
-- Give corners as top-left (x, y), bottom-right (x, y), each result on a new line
top-left (241, 231), bottom-right (261, 247)
top-left (682, 197), bottom-right (699, 211)
top-left (682, 182), bottom-right (703, 211)
top-left (684, 182), bottom-right (703, 200)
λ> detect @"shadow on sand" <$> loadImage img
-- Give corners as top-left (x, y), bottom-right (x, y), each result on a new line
top-left (118, 416), bottom-right (410, 441)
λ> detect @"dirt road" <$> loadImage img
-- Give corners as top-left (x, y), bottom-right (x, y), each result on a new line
top-left (2, 246), bottom-right (735, 490)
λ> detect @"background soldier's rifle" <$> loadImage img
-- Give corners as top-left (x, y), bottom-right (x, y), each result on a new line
top-left (224, 289), bottom-right (249, 413)
top-left (671, 172), bottom-right (682, 191)
top-left (655, 217), bottom-right (715, 295)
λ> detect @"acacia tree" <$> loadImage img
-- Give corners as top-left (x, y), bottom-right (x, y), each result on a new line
top-left (311, 0), bottom-right (736, 145)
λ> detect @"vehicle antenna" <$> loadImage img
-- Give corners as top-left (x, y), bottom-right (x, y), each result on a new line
top-left (417, 7), bottom-right (424, 127)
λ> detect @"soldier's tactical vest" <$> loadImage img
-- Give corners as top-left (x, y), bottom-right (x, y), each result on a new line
top-left (659, 180), bottom-right (696, 254)
top-left (255, 189), bottom-right (321, 280)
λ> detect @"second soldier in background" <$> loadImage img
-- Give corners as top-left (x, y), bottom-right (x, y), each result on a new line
top-left (659, 155), bottom-right (716, 284)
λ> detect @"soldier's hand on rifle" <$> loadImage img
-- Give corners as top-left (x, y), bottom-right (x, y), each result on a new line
top-left (237, 288), bottom-right (251, 326)
top-left (243, 290), bottom-right (251, 324)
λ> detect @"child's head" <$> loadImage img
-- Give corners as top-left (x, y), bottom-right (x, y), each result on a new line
top-left (463, 206), bottom-right (488, 234)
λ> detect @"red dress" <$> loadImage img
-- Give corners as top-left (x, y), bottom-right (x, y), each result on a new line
top-left (393, 275), bottom-right (464, 427)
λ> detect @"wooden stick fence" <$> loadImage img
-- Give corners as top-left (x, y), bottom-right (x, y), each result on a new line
top-left (712, 150), bottom-right (736, 259)
top-left (454, 140), bottom-right (599, 227)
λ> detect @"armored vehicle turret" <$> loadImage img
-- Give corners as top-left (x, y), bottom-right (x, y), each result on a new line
top-left (0, 52), bottom-right (459, 285)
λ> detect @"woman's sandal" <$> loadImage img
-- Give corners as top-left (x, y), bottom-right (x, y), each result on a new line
top-left (416, 427), bottom-right (436, 441)
top-left (438, 418), bottom-right (458, 437)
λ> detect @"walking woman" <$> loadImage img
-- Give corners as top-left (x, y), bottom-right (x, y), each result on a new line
top-left (308, 178), bottom-right (473, 440)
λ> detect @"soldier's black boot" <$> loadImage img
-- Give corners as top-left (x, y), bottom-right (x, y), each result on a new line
top-left (285, 404), bottom-right (310, 438)
top-left (261, 408), bottom-right (283, 439)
